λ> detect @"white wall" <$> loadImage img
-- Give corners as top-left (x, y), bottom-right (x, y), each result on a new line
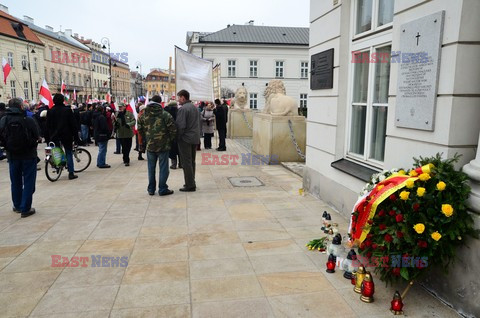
top-left (190, 44), bottom-right (309, 108)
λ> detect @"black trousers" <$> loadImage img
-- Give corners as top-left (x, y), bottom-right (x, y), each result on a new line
top-left (218, 129), bottom-right (226, 149)
top-left (120, 137), bottom-right (132, 164)
top-left (178, 140), bottom-right (196, 189)
top-left (204, 133), bottom-right (213, 149)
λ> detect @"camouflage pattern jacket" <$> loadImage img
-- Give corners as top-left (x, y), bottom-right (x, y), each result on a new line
top-left (137, 102), bottom-right (177, 152)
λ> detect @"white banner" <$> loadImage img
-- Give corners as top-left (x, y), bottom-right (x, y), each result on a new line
top-left (175, 46), bottom-right (213, 101)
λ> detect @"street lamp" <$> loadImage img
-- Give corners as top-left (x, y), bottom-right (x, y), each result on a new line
top-left (101, 37), bottom-right (113, 100)
top-left (23, 43), bottom-right (35, 101)
top-left (135, 61), bottom-right (143, 97)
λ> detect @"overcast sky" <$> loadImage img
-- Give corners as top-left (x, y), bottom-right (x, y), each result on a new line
top-left (4, 0), bottom-right (310, 74)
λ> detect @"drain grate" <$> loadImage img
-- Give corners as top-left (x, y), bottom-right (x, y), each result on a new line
top-left (228, 176), bottom-right (264, 187)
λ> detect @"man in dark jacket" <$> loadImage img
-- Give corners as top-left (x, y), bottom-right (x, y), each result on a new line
top-left (138, 95), bottom-right (177, 196)
top-left (176, 90), bottom-right (200, 192)
top-left (0, 98), bottom-right (40, 217)
top-left (46, 94), bottom-right (80, 180)
top-left (214, 98), bottom-right (228, 151)
top-left (93, 105), bottom-right (111, 168)
top-left (0, 102), bottom-right (6, 160)
top-left (164, 100), bottom-right (180, 169)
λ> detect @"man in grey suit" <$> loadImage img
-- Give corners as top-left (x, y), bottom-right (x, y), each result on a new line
top-left (176, 90), bottom-right (200, 192)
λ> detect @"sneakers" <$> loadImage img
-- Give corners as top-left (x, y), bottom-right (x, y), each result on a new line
top-left (21, 208), bottom-right (36, 218)
top-left (98, 164), bottom-right (111, 169)
top-left (159, 189), bottom-right (174, 196)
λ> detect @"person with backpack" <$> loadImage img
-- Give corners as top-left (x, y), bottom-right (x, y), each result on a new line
top-left (0, 98), bottom-right (40, 218)
top-left (46, 94), bottom-right (80, 180)
top-left (92, 105), bottom-right (111, 168)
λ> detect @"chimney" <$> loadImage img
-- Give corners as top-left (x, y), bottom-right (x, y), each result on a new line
top-left (81, 36), bottom-right (84, 40)
top-left (45, 25), bottom-right (54, 31)
top-left (0, 4), bottom-right (8, 13)
top-left (74, 33), bottom-right (78, 38)
top-left (23, 15), bottom-right (34, 24)
top-left (65, 29), bottom-right (72, 37)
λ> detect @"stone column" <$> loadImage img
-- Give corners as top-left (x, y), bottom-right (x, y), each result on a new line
top-left (463, 131), bottom-right (480, 214)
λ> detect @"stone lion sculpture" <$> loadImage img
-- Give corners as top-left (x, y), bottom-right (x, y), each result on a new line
top-left (234, 86), bottom-right (248, 110)
top-left (263, 79), bottom-right (298, 116)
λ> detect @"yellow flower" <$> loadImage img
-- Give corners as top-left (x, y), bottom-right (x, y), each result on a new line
top-left (405, 180), bottom-right (415, 189)
top-left (436, 181), bottom-right (446, 191)
top-left (441, 204), bottom-right (454, 217)
top-left (417, 187), bottom-right (426, 197)
top-left (409, 170), bottom-right (418, 177)
top-left (413, 223), bottom-right (425, 234)
top-left (398, 170), bottom-right (406, 175)
top-left (431, 231), bottom-right (442, 241)
top-left (400, 191), bottom-right (410, 200)
top-left (418, 173), bottom-right (431, 181)
top-left (377, 185), bottom-right (384, 190)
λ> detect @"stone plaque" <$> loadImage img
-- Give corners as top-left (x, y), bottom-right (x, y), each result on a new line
top-left (310, 48), bottom-right (334, 90)
top-left (395, 11), bottom-right (445, 131)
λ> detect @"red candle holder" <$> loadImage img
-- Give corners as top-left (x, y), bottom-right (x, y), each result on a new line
top-left (390, 291), bottom-right (404, 315)
top-left (326, 254), bottom-right (336, 273)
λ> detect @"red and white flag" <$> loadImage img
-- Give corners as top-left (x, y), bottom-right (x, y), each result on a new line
top-left (127, 98), bottom-right (138, 133)
top-left (61, 80), bottom-right (66, 95)
top-left (144, 91), bottom-right (149, 107)
top-left (106, 91), bottom-right (111, 103)
top-left (123, 97), bottom-right (127, 104)
top-left (73, 89), bottom-right (77, 101)
top-left (39, 79), bottom-right (54, 108)
top-left (2, 57), bottom-right (11, 85)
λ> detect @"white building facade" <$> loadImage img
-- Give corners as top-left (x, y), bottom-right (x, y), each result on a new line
top-left (307, 1), bottom-right (480, 316)
top-left (187, 24), bottom-right (309, 110)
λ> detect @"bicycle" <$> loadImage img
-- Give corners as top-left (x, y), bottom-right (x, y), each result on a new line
top-left (44, 142), bottom-right (91, 182)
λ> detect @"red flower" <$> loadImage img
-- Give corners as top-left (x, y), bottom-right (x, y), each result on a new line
top-left (378, 209), bottom-right (386, 217)
top-left (385, 234), bottom-right (393, 243)
top-left (367, 233), bottom-right (373, 239)
top-left (413, 203), bottom-right (420, 211)
top-left (379, 224), bottom-right (387, 231)
top-left (390, 194), bottom-right (397, 201)
top-left (367, 219), bottom-right (373, 225)
top-left (389, 210), bottom-right (396, 216)
top-left (366, 251), bottom-right (372, 258)
top-left (372, 243), bottom-right (378, 250)
top-left (395, 214), bottom-right (404, 222)
top-left (417, 240), bottom-right (428, 248)
top-left (392, 267), bottom-right (401, 276)
top-left (396, 231), bottom-right (404, 239)
top-left (365, 240), bottom-right (372, 247)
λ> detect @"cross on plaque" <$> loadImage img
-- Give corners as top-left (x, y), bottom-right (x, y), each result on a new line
top-left (415, 32), bottom-right (421, 46)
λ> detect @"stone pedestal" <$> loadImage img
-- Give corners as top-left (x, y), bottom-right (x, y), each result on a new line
top-left (228, 109), bottom-right (253, 138)
top-left (252, 113), bottom-right (306, 164)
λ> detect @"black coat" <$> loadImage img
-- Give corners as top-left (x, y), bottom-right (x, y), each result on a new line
top-left (46, 103), bottom-right (79, 149)
top-left (93, 111), bottom-right (109, 143)
top-left (0, 107), bottom-right (40, 160)
top-left (214, 104), bottom-right (228, 130)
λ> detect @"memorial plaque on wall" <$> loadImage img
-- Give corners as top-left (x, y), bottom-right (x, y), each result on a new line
top-left (395, 11), bottom-right (445, 131)
top-left (310, 48), bottom-right (334, 89)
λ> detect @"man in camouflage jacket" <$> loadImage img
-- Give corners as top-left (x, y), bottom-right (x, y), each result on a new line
top-left (137, 95), bottom-right (177, 196)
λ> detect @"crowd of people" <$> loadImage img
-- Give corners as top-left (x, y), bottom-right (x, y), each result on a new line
top-left (0, 90), bottom-right (231, 218)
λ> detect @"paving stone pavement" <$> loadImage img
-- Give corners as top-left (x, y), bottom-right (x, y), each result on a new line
top-left (0, 139), bottom-right (460, 317)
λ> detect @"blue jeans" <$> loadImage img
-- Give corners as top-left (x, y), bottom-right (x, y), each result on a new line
top-left (97, 141), bottom-right (108, 166)
top-left (65, 147), bottom-right (74, 173)
top-left (9, 158), bottom-right (37, 213)
top-left (81, 125), bottom-right (89, 142)
top-left (116, 138), bottom-right (122, 153)
top-left (147, 151), bottom-right (170, 194)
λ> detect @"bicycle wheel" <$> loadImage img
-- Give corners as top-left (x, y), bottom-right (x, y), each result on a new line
top-left (45, 160), bottom-right (63, 182)
top-left (73, 148), bottom-right (91, 172)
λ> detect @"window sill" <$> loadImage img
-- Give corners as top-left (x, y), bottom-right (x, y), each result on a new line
top-left (331, 158), bottom-right (379, 183)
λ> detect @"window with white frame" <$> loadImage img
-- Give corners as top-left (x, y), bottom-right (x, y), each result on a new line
top-left (275, 61), bottom-right (284, 78)
top-left (249, 60), bottom-right (257, 77)
top-left (65, 72), bottom-right (70, 85)
top-left (24, 81), bottom-right (29, 99)
top-left (10, 80), bottom-right (16, 98)
top-left (33, 57), bottom-right (38, 72)
top-left (58, 70), bottom-right (62, 84)
top-left (21, 55), bottom-right (27, 69)
top-left (348, 45), bottom-right (391, 163)
top-left (300, 94), bottom-right (308, 108)
top-left (249, 93), bottom-right (258, 109)
top-left (7, 52), bottom-right (13, 68)
top-left (301, 62), bottom-right (309, 78)
top-left (72, 73), bottom-right (76, 86)
top-left (50, 69), bottom-right (55, 83)
top-left (227, 60), bottom-right (236, 77)
top-left (355, 0), bottom-right (394, 36)
top-left (35, 82), bottom-right (39, 98)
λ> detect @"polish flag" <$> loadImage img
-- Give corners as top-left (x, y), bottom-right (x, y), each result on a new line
top-left (73, 89), bottom-right (77, 101)
top-left (39, 79), bottom-right (54, 108)
top-left (127, 98), bottom-right (138, 134)
top-left (144, 91), bottom-right (149, 107)
top-left (2, 57), bottom-right (11, 85)
top-left (106, 91), bottom-right (111, 103)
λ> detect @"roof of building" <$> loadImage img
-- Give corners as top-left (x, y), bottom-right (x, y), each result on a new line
top-left (0, 10), bottom-right (43, 45)
top-left (198, 24), bottom-right (309, 45)
top-left (20, 19), bottom-right (90, 52)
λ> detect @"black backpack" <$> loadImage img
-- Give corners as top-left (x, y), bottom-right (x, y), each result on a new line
top-left (0, 117), bottom-right (36, 154)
